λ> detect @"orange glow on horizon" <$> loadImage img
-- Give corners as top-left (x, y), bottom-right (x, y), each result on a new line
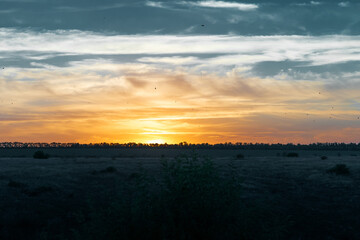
top-left (146, 139), bottom-right (166, 144)
top-left (1, 67), bottom-right (360, 144)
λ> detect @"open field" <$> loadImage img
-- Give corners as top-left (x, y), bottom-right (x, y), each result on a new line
top-left (0, 149), bottom-right (359, 239)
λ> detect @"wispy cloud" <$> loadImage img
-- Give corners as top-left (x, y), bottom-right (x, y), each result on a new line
top-left (179, 1), bottom-right (258, 11)
top-left (1, 28), bottom-right (360, 143)
top-left (295, 1), bottom-right (322, 6)
top-left (54, 3), bottom-right (124, 12)
top-left (0, 9), bottom-right (18, 14)
top-left (338, 1), bottom-right (350, 7)
top-left (1, 29), bottom-right (359, 69)
top-left (145, 1), bottom-right (166, 8)
top-left (1, 62), bottom-right (359, 143)
top-left (0, 65), bottom-right (328, 132)
top-left (138, 56), bottom-right (198, 65)
top-left (310, 1), bottom-right (322, 5)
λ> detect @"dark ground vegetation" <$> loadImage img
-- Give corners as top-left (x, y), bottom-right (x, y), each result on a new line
top-left (33, 150), bottom-right (50, 159)
top-left (0, 148), bottom-right (359, 239)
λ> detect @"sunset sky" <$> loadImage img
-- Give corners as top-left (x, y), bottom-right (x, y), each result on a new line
top-left (0, 0), bottom-right (359, 144)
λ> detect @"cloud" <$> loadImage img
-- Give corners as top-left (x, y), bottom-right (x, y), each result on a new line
top-left (310, 1), bottom-right (321, 5)
top-left (145, 1), bottom-right (166, 8)
top-left (338, 1), bottom-right (350, 7)
top-left (0, 9), bottom-right (18, 14)
top-left (179, 1), bottom-right (258, 11)
top-left (54, 3), bottom-right (124, 12)
top-left (1, 55), bottom-right (360, 143)
top-left (1, 28), bottom-right (360, 143)
top-left (295, 1), bottom-right (322, 6)
top-left (1, 29), bottom-right (359, 69)
top-left (138, 56), bottom-right (198, 65)
top-left (1, 28), bottom-right (360, 83)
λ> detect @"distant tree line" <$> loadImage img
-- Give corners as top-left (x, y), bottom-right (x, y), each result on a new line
top-left (1, 142), bottom-right (360, 151)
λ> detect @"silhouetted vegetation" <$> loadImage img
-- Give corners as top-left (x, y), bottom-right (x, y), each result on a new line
top-left (2, 141), bottom-right (360, 151)
top-left (236, 153), bottom-right (244, 159)
top-left (286, 152), bottom-right (299, 158)
top-left (100, 166), bottom-right (117, 173)
top-left (8, 180), bottom-right (27, 189)
top-left (24, 186), bottom-right (54, 197)
top-left (72, 155), bottom-right (290, 240)
top-left (326, 164), bottom-right (350, 176)
top-left (92, 166), bottom-right (117, 175)
top-left (33, 150), bottom-right (49, 159)
top-left (320, 156), bottom-right (328, 160)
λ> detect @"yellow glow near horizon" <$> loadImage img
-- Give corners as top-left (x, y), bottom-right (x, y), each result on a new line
top-left (146, 139), bottom-right (166, 144)
top-left (1, 59), bottom-right (360, 144)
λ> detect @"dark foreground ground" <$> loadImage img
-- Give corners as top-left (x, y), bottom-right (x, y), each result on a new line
top-left (0, 149), bottom-right (359, 239)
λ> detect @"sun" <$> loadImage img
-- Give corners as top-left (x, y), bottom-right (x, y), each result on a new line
top-left (146, 139), bottom-right (166, 144)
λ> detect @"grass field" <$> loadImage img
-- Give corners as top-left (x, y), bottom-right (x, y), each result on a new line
top-left (0, 149), bottom-right (359, 239)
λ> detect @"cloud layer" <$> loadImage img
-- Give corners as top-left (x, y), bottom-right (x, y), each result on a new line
top-left (0, 28), bottom-right (359, 143)
top-left (1, 29), bottom-right (360, 70)
top-left (180, 1), bottom-right (258, 11)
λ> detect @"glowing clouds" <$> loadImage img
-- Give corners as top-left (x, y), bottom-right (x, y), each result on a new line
top-left (1, 29), bottom-right (360, 143)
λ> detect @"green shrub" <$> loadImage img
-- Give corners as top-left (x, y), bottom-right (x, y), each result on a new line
top-left (33, 151), bottom-right (49, 159)
top-left (326, 164), bottom-right (350, 176)
top-left (73, 155), bottom-right (290, 240)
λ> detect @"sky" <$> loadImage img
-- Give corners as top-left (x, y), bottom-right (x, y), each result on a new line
top-left (0, 0), bottom-right (359, 144)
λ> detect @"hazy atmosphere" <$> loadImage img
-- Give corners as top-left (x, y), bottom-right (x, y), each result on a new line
top-left (1, 0), bottom-right (360, 143)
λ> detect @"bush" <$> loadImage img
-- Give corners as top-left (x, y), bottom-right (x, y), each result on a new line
top-left (8, 180), bottom-right (27, 189)
top-left (24, 186), bottom-right (54, 197)
top-left (33, 151), bottom-right (49, 159)
top-left (320, 156), bottom-right (328, 160)
top-left (73, 155), bottom-right (290, 240)
top-left (286, 152), bottom-right (299, 158)
top-left (91, 166), bottom-right (117, 175)
top-left (100, 166), bottom-right (117, 173)
top-left (326, 164), bottom-right (350, 176)
top-left (236, 153), bottom-right (244, 159)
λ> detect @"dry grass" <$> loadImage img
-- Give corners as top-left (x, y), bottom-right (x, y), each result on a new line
top-left (0, 150), bottom-right (359, 239)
